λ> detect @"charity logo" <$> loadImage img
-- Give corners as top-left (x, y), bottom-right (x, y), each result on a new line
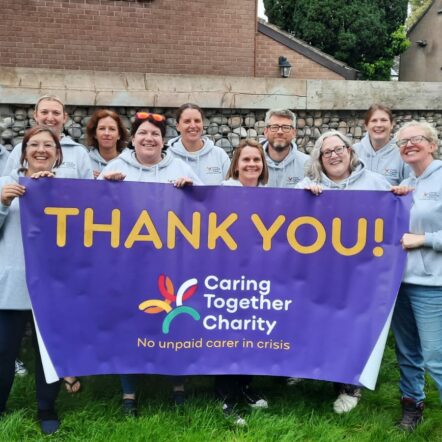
top-left (286, 176), bottom-right (300, 185)
top-left (138, 274), bottom-right (200, 334)
top-left (205, 166), bottom-right (222, 174)
top-left (383, 168), bottom-right (398, 178)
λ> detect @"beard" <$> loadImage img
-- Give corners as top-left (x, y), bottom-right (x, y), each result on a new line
top-left (271, 140), bottom-right (291, 152)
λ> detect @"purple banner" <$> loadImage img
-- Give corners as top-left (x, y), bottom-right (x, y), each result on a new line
top-left (19, 178), bottom-right (410, 387)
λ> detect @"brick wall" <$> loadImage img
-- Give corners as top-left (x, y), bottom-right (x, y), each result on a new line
top-left (0, 0), bottom-right (256, 76)
top-left (255, 33), bottom-right (344, 80)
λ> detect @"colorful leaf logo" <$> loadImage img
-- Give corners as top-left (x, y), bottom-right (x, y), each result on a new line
top-left (138, 275), bottom-right (200, 334)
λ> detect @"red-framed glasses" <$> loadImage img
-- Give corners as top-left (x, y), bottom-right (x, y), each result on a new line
top-left (135, 112), bottom-right (165, 122)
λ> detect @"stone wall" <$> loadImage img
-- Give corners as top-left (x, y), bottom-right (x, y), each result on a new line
top-left (1, 69), bottom-right (441, 156)
top-left (1, 105), bottom-right (441, 157)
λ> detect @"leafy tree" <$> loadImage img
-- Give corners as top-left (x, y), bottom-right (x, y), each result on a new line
top-left (263, 0), bottom-right (410, 80)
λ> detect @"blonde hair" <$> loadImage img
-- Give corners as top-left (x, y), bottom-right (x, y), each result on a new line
top-left (34, 95), bottom-right (65, 113)
top-left (396, 121), bottom-right (439, 159)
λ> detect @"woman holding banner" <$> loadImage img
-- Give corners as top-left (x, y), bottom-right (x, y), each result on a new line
top-left (390, 121), bottom-right (442, 431)
top-left (167, 103), bottom-right (230, 184)
top-left (296, 130), bottom-right (390, 414)
top-left (100, 112), bottom-right (202, 414)
top-left (215, 139), bottom-right (269, 426)
top-left (86, 109), bottom-right (129, 178)
top-left (222, 138), bottom-right (268, 187)
top-left (2, 95), bottom-right (91, 394)
top-left (99, 112), bottom-right (201, 186)
top-left (0, 126), bottom-right (63, 435)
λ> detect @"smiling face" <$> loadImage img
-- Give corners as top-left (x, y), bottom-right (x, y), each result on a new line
top-left (264, 115), bottom-right (296, 154)
top-left (320, 135), bottom-right (351, 182)
top-left (33, 99), bottom-right (67, 136)
top-left (397, 126), bottom-right (436, 173)
top-left (132, 120), bottom-right (164, 166)
top-left (176, 108), bottom-right (204, 149)
top-left (95, 116), bottom-right (120, 151)
top-left (236, 145), bottom-right (263, 187)
top-left (365, 110), bottom-right (393, 149)
top-left (25, 131), bottom-right (59, 174)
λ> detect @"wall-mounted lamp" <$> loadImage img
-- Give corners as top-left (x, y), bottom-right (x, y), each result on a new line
top-left (278, 56), bottom-right (292, 78)
top-left (416, 40), bottom-right (428, 47)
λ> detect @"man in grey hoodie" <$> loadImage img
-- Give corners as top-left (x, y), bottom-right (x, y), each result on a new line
top-left (262, 109), bottom-right (309, 188)
top-left (2, 95), bottom-right (93, 179)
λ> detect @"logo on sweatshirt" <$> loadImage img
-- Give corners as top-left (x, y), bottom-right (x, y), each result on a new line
top-left (60, 161), bottom-right (76, 170)
top-left (205, 166), bottom-right (222, 175)
top-left (286, 176), bottom-right (301, 186)
top-left (383, 168), bottom-right (399, 178)
top-left (138, 275), bottom-right (200, 334)
top-left (421, 192), bottom-right (440, 201)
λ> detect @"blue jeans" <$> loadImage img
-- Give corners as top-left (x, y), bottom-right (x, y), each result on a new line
top-left (391, 283), bottom-right (442, 403)
top-left (120, 375), bottom-right (136, 396)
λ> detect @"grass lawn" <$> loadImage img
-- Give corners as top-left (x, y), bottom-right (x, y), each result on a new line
top-left (1, 335), bottom-right (441, 441)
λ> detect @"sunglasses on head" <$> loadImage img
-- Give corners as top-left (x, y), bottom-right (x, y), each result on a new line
top-left (135, 112), bottom-right (165, 122)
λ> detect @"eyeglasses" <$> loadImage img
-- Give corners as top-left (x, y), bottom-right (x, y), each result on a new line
top-left (397, 135), bottom-right (430, 148)
top-left (135, 112), bottom-right (165, 122)
top-left (27, 142), bottom-right (57, 150)
top-left (321, 145), bottom-right (348, 158)
top-left (266, 124), bottom-right (294, 133)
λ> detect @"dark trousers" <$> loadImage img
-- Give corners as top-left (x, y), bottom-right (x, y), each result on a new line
top-left (0, 310), bottom-right (60, 413)
top-left (119, 375), bottom-right (184, 396)
top-left (215, 375), bottom-right (253, 403)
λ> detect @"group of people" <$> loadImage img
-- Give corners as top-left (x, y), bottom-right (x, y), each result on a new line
top-left (0, 95), bottom-right (441, 434)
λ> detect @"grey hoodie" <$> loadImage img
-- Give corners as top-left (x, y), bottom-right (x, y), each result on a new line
top-left (221, 178), bottom-right (266, 187)
top-left (89, 147), bottom-right (128, 175)
top-left (98, 149), bottom-right (203, 184)
top-left (296, 161), bottom-right (391, 191)
top-left (0, 170), bottom-right (32, 309)
top-left (353, 134), bottom-right (409, 185)
top-left (400, 160), bottom-right (442, 286)
top-left (2, 136), bottom-right (93, 179)
top-left (167, 136), bottom-right (230, 184)
top-left (263, 141), bottom-right (309, 188)
top-left (0, 144), bottom-right (9, 176)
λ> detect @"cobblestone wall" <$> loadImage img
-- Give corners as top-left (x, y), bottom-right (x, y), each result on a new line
top-left (1, 106), bottom-right (441, 156)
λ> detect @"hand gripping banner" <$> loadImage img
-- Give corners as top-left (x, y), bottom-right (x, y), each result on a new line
top-left (19, 178), bottom-right (411, 388)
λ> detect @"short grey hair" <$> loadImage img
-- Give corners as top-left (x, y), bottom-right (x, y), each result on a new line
top-left (264, 109), bottom-right (296, 126)
top-left (306, 130), bottom-right (359, 182)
